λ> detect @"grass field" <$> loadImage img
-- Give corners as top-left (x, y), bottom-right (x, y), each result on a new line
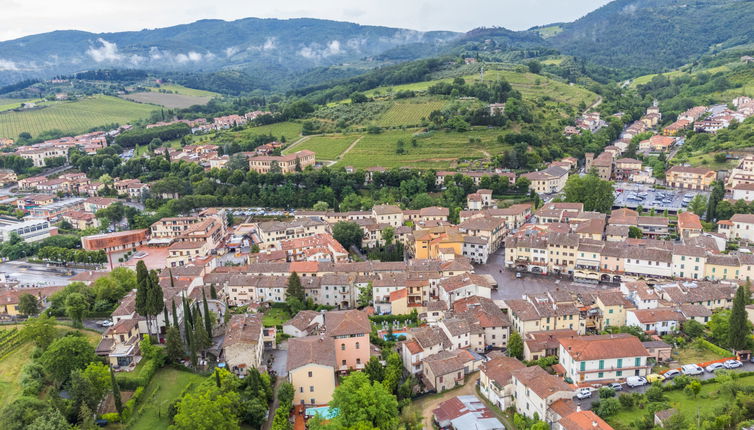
top-left (631, 65), bottom-right (732, 87)
top-left (675, 344), bottom-right (728, 366)
top-left (679, 152), bottom-right (738, 171)
top-left (536, 25), bottom-right (564, 38)
top-left (375, 99), bottom-right (448, 127)
top-left (123, 92), bottom-right (213, 109)
top-left (0, 325), bottom-right (100, 406)
top-left (263, 308), bottom-right (291, 328)
top-left (336, 127), bottom-right (510, 169)
top-left (0, 95), bottom-right (158, 139)
top-left (229, 121), bottom-right (302, 143)
top-left (284, 134), bottom-right (359, 160)
top-left (608, 374), bottom-right (754, 428)
top-left (148, 84), bottom-right (219, 98)
top-left (0, 98), bottom-right (43, 113)
top-left (129, 368), bottom-right (206, 430)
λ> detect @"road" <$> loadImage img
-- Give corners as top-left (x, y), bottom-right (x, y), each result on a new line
top-left (476, 250), bottom-right (615, 301)
top-left (575, 361), bottom-right (754, 411)
top-left (0, 260), bottom-right (83, 286)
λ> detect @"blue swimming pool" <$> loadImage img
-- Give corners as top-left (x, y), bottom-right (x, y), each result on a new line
top-left (305, 406), bottom-right (339, 419)
top-left (382, 331), bottom-right (408, 340)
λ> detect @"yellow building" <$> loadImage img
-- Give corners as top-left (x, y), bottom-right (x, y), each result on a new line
top-left (665, 166), bottom-right (715, 190)
top-left (287, 336), bottom-right (337, 406)
top-left (412, 226), bottom-right (464, 260)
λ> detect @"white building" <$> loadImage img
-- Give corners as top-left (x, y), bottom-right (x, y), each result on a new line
top-left (558, 334), bottom-right (651, 384)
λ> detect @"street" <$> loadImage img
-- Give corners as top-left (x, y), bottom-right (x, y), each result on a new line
top-left (0, 260), bottom-right (84, 286)
top-left (475, 250), bottom-right (616, 301)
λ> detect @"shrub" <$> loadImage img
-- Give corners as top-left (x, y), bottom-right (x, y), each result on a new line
top-left (694, 338), bottom-right (731, 357)
top-left (101, 412), bottom-right (120, 423)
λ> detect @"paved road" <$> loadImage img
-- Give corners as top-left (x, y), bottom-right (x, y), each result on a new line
top-left (0, 260), bottom-right (83, 286)
top-left (576, 361), bottom-right (754, 411)
top-left (476, 250), bottom-right (615, 301)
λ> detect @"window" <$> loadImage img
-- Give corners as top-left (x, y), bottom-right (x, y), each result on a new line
top-left (355, 342), bottom-right (360, 350)
top-left (341, 343), bottom-right (346, 350)
top-left (599, 360), bottom-right (604, 370)
top-left (580, 362), bottom-right (586, 371)
top-left (308, 371), bottom-right (312, 377)
top-left (635, 357), bottom-right (641, 366)
top-left (310, 386), bottom-right (314, 392)
top-left (617, 358), bottom-right (623, 368)
top-left (300, 387), bottom-right (304, 393)
top-left (342, 360), bottom-right (346, 365)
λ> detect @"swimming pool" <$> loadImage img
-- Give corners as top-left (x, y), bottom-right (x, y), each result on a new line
top-left (382, 331), bottom-right (408, 340)
top-left (305, 406), bottom-right (339, 420)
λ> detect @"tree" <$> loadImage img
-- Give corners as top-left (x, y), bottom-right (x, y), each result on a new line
top-left (17, 293), bottom-right (39, 315)
top-left (527, 60), bottom-right (542, 74)
top-left (40, 335), bottom-right (96, 385)
top-left (596, 397), bottom-right (620, 418)
top-left (135, 261), bottom-right (150, 335)
top-left (684, 379), bottom-right (701, 398)
top-left (382, 352), bottom-right (403, 394)
top-left (628, 226), bottom-right (643, 239)
top-left (1, 397), bottom-right (58, 430)
top-left (271, 406), bottom-right (292, 430)
top-left (318, 372), bottom-right (399, 430)
top-left (110, 365), bottom-right (122, 414)
top-left (71, 362), bottom-right (109, 411)
top-left (381, 226), bottom-right (395, 246)
top-left (26, 408), bottom-right (70, 430)
top-left (202, 289), bottom-right (213, 337)
top-left (286, 272), bottom-right (305, 302)
top-left (210, 284), bottom-right (218, 300)
top-left (332, 221), bottom-right (363, 251)
top-left (364, 356), bottom-right (385, 383)
top-left (357, 284), bottom-right (373, 308)
top-left (350, 92), bottom-right (369, 104)
top-left (170, 385), bottom-right (240, 430)
top-left (709, 310), bottom-right (731, 347)
top-left (146, 269), bottom-right (164, 336)
top-left (23, 313), bottom-right (57, 350)
top-left (729, 284), bottom-right (751, 351)
top-left (172, 298), bottom-right (179, 328)
top-left (165, 326), bottom-right (184, 363)
top-left (508, 331), bottom-right (524, 360)
top-left (65, 292), bottom-right (88, 328)
top-left (681, 319), bottom-right (705, 339)
top-left (688, 195), bottom-right (708, 217)
top-left (707, 181), bottom-right (725, 221)
top-left (193, 307), bottom-right (211, 354)
top-left (313, 201), bottom-right (330, 211)
top-left (563, 174), bottom-right (615, 213)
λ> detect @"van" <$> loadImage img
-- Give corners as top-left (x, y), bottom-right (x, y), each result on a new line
top-left (626, 376), bottom-right (647, 387)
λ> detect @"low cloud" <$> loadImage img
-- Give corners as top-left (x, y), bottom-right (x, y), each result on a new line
top-left (0, 58), bottom-right (20, 71)
top-left (86, 38), bottom-right (122, 62)
top-left (297, 40), bottom-right (344, 59)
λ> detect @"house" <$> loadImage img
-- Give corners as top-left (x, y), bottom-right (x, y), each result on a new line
top-left (677, 212), bottom-right (703, 239)
top-left (626, 308), bottom-right (684, 335)
top-left (433, 395), bottom-right (504, 430)
top-left (371, 204), bottom-right (404, 227)
top-left (665, 166), bottom-right (715, 190)
top-left (558, 410), bottom-right (614, 430)
top-left (479, 356), bottom-right (526, 410)
top-left (642, 340), bottom-right (672, 362)
top-left (511, 365), bottom-right (574, 423)
top-left (95, 318), bottom-right (141, 369)
top-left (452, 296), bottom-right (510, 349)
top-left (727, 214), bottom-right (754, 242)
top-left (423, 349), bottom-right (479, 392)
top-left (639, 135), bottom-right (676, 153)
top-left (522, 166), bottom-right (569, 194)
top-left (283, 310), bottom-right (323, 338)
top-left (438, 274), bottom-right (493, 305)
top-left (223, 314), bottom-right (264, 375)
top-left (523, 330), bottom-right (578, 361)
top-left (324, 309), bottom-right (371, 372)
top-left (559, 334), bottom-right (651, 383)
top-left (287, 336), bottom-right (337, 406)
top-left (466, 189), bottom-right (494, 210)
top-left (247, 150), bottom-right (315, 173)
top-left (0, 285), bottom-right (63, 315)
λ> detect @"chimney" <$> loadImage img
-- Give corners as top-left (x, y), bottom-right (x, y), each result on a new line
top-left (592, 421), bottom-right (598, 428)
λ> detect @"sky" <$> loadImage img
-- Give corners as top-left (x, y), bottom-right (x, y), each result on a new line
top-left (0, 0), bottom-right (612, 41)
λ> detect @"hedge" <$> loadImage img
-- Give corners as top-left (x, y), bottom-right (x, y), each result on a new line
top-left (369, 311), bottom-right (418, 324)
top-left (119, 386), bottom-right (144, 423)
top-left (115, 358), bottom-right (160, 390)
top-left (695, 338), bottom-right (731, 357)
top-left (101, 412), bottom-right (120, 423)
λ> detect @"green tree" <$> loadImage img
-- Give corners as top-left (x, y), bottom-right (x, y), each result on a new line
top-left (65, 292), bottom-right (88, 328)
top-left (170, 385), bottom-right (240, 430)
top-left (381, 226), bottom-right (395, 246)
top-left (508, 331), bottom-right (524, 360)
top-left (110, 365), bottom-right (122, 414)
top-left (135, 261), bottom-right (150, 334)
top-left (172, 298), bottom-right (179, 328)
top-left (316, 372), bottom-right (399, 430)
top-left (202, 289), bottom-right (213, 337)
top-left (313, 201), bottom-right (330, 211)
top-left (709, 310), bottom-right (731, 347)
top-left (596, 397), bottom-right (620, 418)
top-left (364, 356), bottom-right (385, 383)
top-left (286, 272), bottom-right (305, 303)
top-left (0, 397), bottom-right (58, 430)
top-left (382, 352), bottom-right (403, 394)
top-left (681, 319), bottom-right (705, 338)
top-left (357, 284), bottom-right (373, 308)
top-left (684, 379), bottom-right (701, 398)
top-left (729, 284), bottom-right (751, 350)
top-left (22, 313), bottom-right (57, 350)
top-left (193, 307), bottom-right (211, 354)
top-left (17, 293), bottom-right (39, 315)
top-left (146, 269), bottom-right (164, 336)
top-left (26, 408), bottom-right (71, 430)
top-left (210, 284), bottom-right (218, 300)
top-left (40, 335), bottom-right (96, 386)
top-left (628, 226), bottom-right (643, 239)
top-left (165, 326), bottom-right (184, 363)
top-left (688, 196), bottom-right (708, 217)
top-left (332, 221), bottom-right (363, 250)
top-left (70, 362), bottom-right (109, 412)
top-left (563, 173), bottom-right (615, 213)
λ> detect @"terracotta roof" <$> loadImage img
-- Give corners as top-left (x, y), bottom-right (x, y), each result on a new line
top-left (284, 310), bottom-right (321, 332)
top-left (480, 357), bottom-right (525, 386)
top-left (630, 308), bottom-right (684, 324)
top-left (560, 334), bottom-right (649, 361)
top-left (511, 365), bottom-right (573, 399)
top-left (286, 336), bottom-right (336, 371)
top-left (324, 309), bottom-right (371, 337)
top-left (559, 411), bottom-right (614, 430)
top-left (224, 314), bottom-right (263, 347)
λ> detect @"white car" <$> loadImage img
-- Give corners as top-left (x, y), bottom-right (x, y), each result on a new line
top-left (100, 320), bottom-right (114, 327)
top-left (724, 359), bottom-right (743, 369)
top-left (575, 388), bottom-right (592, 400)
top-left (705, 362), bottom-right (725, 372)
top-left (681, 364), bottom-right (704, 375)
top-left (626, 376), bottom-right (647, 387)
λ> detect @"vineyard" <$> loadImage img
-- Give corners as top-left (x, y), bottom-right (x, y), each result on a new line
top-left (0, 95), bottom-right (158, 139)
top-left (284, 134), bottom-right (360, 160)
top-left (0, 328), bottom-right (23, 359)
top-left (375, 99), bottom-right (448, 127)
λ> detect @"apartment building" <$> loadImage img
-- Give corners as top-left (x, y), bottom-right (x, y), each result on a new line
top-left (223, 314), bottom-right (264, 374)
top-left (247, 150), bottom-right (315, 173)
top-left (665, 165), bottom-right (715, 190)
top-left (255, 219), bottom-right (330, 247)
top-left (522, 166), bottom-right (569, 194)
top-left (559, 334), bottom-right (651, 383)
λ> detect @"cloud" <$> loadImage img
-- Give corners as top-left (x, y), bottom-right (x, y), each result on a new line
top-left (86, 38), bottom-right (122, 62)
top-left (174, 50), bottom-right (213, 63)
top-left (297, 40), bottom-right (344, 59)
top-left (326, 40), bottom-right (341, 55)
top-left (263, 37), bottom-right (276, 51)
top-left (0, 58), bottom-right (20, 71)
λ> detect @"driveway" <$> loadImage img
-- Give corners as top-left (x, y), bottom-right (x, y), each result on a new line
top-left (413, 373), bottom-right (479, 430)
top-left (265, 344), bottom-right (288, 377)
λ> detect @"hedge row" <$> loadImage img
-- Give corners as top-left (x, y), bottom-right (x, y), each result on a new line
top-left (695, 338), bottom-right (731, 357)
top-left (115, 358), bottom-right (160, 390)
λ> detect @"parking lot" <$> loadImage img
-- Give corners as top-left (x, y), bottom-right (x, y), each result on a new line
top-left (613, 182), bottom-right (709, 214)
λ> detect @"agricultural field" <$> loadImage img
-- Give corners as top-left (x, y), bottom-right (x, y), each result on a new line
top-left (122, 92), bottom-right (213, 109)
top-left (228, 121), bottom-right (303, 143)
top-left (129, 368), bottom-right (206, 430)
top-left (283, 134), bottom-right (359, 160)
top-left (336, 127), bottom-right (511, 169)
top-left (375, 99), bottom-right (448, 127)
top-left (0, 95), bottom-right (158, 140)
top-left (147, 84), bottom-right (219, 98)
top-left (0, 98), bottom-right (43, 113)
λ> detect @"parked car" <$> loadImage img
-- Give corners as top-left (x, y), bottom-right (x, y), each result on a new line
top-left (724, 359), bottom-right (743, 369)
top-left (626, 376), bottom-right (648, 387)
top-left (608, 383), bottom-right (624, 391)
top-left (515, 272), bottom-right (523, 278)
top-left (575, 388), bottom-right (592, 400)
top-left (99, 320), bottom-right (113, 327)
top-left (663, 369), bottom-right (681, 379)
top-left (681, 364), bottom-right (704, 375)
top-left (705, 362), bottom-right (725, 372)
top-left (646, 373), bottom-right (665, 383)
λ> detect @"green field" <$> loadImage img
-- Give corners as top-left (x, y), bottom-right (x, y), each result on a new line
top-left (0, 95), bottom-right (158, 139)
top-left (284, 134), bottom-right (359, 160)
top-left (631, 65), bottom-right (732, 87)
top-left (147, 84), bottom-right (219, 98)
top-left (228, 121), bottom-right (302, 143)
top-left (536, 25), bottom-right (564, 38)
top-left (375, 99), bottom-right (448, 127)
top-left (129, 368), bottom-right (206, 430)
top-left (0, 98), bottom-right (43, 113)
top-left (336, 127), bottom-right (510, 169)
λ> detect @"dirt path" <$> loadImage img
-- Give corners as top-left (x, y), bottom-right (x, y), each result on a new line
top-left (414, 373), bottom-right (480, 429)
top-left (477, 149), bottom-right (491, 158)
top-left (335, 136), bottom-right (363, 161)
top-left (583, 96), bottom-right (603, 115)
top-left (283, 135), bottom-right (312, 152)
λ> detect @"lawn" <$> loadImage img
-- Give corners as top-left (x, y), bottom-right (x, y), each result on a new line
top-left (0, 325), bottom-right (100, 406)
top-left (122, 92), bottom-right (213, 109)
top-left (0, 95), bottom-right (158, 139)
top-left (679, 152), bottom-right (738, 171)
top-left (608, 374), bottom-right (754, 428)
top-left (229, 121), bottom-right (302, 143)
top-left (283, 134), bottom-right (359, 160)
top-left (0, 98), bottom-right (43, 113)
top-left (129, 368), bottom-right (206, 430)
top-left (675, 343), bottom-right (729, 366)
top-left (263, 307), bottom-right (291, 328)
top-left (375, 99), bottom-right (448, 127)
top-left (147, 84), bottom-right (219, 98)
top-left (336, 127), bottom-right (511, 169)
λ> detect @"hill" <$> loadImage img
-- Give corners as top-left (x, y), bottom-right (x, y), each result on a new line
top-left (549, 0), bottom-right (754, 76)
top-left (0, 18), bottom-right (459, 88)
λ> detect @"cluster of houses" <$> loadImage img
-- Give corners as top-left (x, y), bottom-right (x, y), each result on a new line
top-left (6, 130), bottom-right (113, 167)
top-left (148, 111), bottom-right (271, 134)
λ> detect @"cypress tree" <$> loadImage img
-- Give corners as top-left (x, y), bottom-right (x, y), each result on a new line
top-left (183, 296), bottom-right (193, 327)
top-left (215, 368), bottom-right (221, 388)
top-left (729, 284), bottom-right (750, 350)
top-left (135, 261), bottom-right (149, 334)
top-left (163, 306), bottom-right (170, 329)
top-left (109, 366), bottom-right (122, 415)
top-left (146, 270), bottom-right (164, 336)
top-left (210, 284), bottom-right (218, 300)
top-left (182, 296), bottom-right (192, 348)
top-left (202, 289), bottom-right (212, 337)
top-left (286, 272), bottom-right (304, 301)
top-left (165, 326), bottom-right (184, 364)
top-left (171, 298), bottom-right (179, 328)
top-left (194, 306), bottom-right (211, 352)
